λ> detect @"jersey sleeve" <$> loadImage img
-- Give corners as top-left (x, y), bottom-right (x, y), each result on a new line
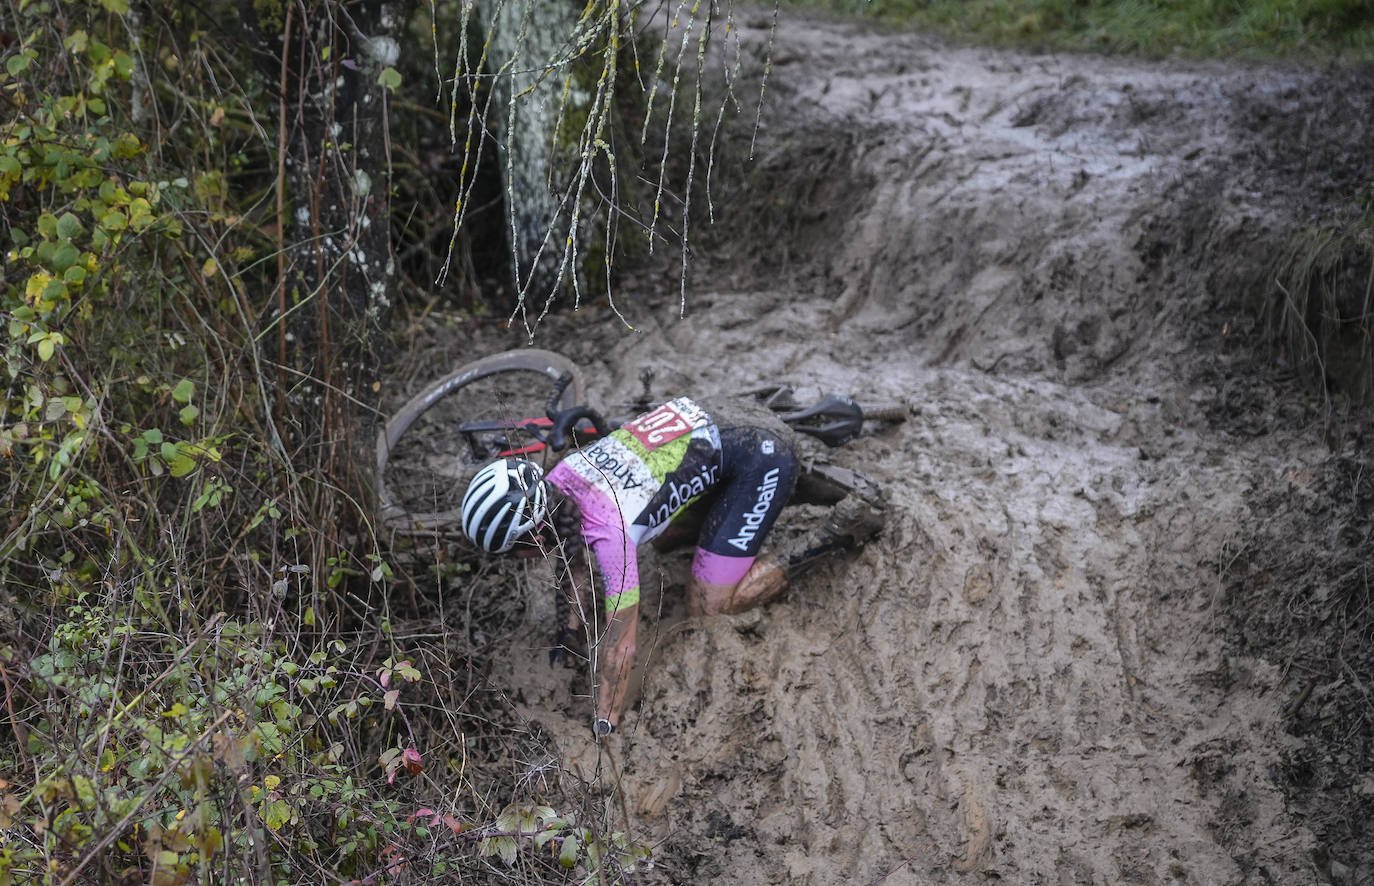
top-left (547, 464), bottom-right (641, 614)
top-left (586, 530), bottom-right (640, 614)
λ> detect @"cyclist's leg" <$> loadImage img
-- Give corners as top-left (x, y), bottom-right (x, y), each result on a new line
top-left (691, 479), bottom-right (887, 614)
top-left (684, 500), bottom-right (879, 616)
top-left (689, 556), bottom-right (789, 616)
top-left (686, 426), bottom-right (798, 616)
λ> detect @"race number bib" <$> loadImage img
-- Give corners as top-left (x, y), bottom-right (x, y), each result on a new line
top-left (622, 398), bottom-right (709, 449)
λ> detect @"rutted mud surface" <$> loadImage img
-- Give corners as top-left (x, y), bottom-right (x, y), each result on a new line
top-left (389, 14), bottom-right (1373, 885)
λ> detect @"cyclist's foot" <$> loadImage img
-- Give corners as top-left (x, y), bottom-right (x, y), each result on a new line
top-left (823, 496), bottom-right (886, 547)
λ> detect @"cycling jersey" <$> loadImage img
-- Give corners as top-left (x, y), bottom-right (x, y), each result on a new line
top-left (546, 397), bottom-right (797, 612)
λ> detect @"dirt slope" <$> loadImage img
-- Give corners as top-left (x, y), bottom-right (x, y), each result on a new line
top-left (404, 15), bottom-right (1373, 886)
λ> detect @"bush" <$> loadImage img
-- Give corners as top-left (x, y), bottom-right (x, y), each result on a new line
top-left (0, 2), bottom-right (646, 882)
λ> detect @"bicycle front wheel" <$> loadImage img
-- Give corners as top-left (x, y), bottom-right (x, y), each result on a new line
top-left (376, 349), bottom-right (584, 532)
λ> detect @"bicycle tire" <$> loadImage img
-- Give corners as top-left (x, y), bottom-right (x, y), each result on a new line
top-left (376, 349), bottom-right (585, 531)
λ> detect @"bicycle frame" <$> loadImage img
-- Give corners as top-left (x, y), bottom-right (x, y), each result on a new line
top-left (460, 389), bottom-right (870, 459)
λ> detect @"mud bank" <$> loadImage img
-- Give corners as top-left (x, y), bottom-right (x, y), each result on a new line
top-left (390, 13), bottom-right (1372, 885)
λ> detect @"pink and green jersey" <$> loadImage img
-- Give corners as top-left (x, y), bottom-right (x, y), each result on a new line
top-left (546, 397), bottom-right (722, 612)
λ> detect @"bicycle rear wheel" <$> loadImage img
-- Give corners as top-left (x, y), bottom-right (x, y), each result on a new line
top-left (376, 349), bottom-right (584, 532)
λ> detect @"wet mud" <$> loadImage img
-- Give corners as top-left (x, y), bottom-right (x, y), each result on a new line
top-left (388, 14), bottom-right (1373, 885)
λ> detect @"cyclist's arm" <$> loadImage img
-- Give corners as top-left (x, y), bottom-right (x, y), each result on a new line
top-left (595, 601), bottom-right (638, 730)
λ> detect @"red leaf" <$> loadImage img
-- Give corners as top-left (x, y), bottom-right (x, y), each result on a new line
top-left (402, 747), bottom-right (423, 775)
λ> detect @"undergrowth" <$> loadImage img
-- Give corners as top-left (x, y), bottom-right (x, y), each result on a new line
top-left (0, 1), bottom-right (641, 883)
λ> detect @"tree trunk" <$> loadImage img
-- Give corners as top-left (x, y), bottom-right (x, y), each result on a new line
top-left (476, 0), bottom-right (600, 316)
top-left (240, 0), bottom-right (409, 556)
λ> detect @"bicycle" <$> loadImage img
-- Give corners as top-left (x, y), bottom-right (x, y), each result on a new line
top-left (375, 348), bottom-right (908, 533)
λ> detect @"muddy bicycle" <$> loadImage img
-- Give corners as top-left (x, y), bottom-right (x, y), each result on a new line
top-left (375, 348), bottom-right (908, 533)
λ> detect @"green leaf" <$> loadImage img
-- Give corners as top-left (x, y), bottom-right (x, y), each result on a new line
top-left (558, 834), bottom-right (579, 868)
top-left (5, 52), bottom-right (33, 77)
top-left (179, 404), bottom-right (198, 426)
top-left (128, 197), bottom-right (154, 229)
top-left (37, 339), bottom-right (55, 362)
top-left (169, 455), bottom-right (197, 477)
top-left (51, 243), bottom-right (80, 272)
top-left (172, 379), bottom-right (195, 403)
top-left (377, 67), bottom-right (402, 92)
top-left (41, 278), bottom-right (68, 307)
top-left (56, 213), bottom-right (83, 240)
top-left (100, 211), bottom-right (127, 232)
top-left (263, 799), bottom-right (292, 831)
top-left (100, 0), bottom-right (130, 15)
top-left (254, 722), bottom-right (284, 755)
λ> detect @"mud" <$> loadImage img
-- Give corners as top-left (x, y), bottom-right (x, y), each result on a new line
top-left (387, 14), bottom-right (1373, 886)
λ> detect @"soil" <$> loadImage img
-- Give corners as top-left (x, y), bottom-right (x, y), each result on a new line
top-left (383, 14), bottom-right (1374, 886)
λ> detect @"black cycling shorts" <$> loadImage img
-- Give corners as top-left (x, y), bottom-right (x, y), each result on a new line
top-left (695, 425), bottom-right (798, 559)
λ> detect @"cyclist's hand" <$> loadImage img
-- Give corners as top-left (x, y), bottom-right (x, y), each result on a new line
top-left (549, 626), bottom-right (586, 667)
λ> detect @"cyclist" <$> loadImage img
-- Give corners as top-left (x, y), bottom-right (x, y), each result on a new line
top-left (459, 396), bottom-right (884, 739)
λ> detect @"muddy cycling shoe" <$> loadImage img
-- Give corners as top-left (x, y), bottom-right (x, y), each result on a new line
top-left (795, 463), bottom-right (888, 510)
top-left (823, 496), bottom-right (886, 547)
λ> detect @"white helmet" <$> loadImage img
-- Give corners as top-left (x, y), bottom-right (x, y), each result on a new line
top-left (461, 458), bottom-right (548, 553)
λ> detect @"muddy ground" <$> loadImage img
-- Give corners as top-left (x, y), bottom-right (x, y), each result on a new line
top-left (385, 13), bottom-right (1373, 886)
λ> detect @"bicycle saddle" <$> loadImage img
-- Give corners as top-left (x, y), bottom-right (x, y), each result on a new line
top-left (779, 394), bottom-right (865, 447)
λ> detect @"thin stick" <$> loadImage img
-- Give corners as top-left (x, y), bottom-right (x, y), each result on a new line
top-left (275, 2), bottom-right (295, 418)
